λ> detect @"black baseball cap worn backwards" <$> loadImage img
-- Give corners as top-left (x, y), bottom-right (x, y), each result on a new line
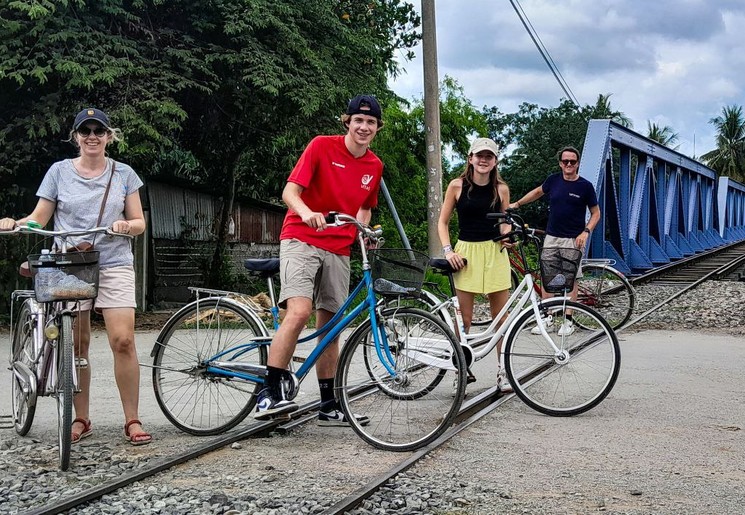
top-left (346, 95), bottom-right (382, 120)
top-left (73, 108), bottom-right (111, 130)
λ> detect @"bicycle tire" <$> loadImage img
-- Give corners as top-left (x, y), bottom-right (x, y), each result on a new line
top-left (504, 299), bottom-right (621, 417)
top-left (152, 298), bottom-right (268, 435)
top-left (57, 313), bottom-right (74, 471)
top-left (576, 264), bottom-right (635, 330)
top-left (11, 299), bottom-right (37, 436)
top-left (336, 307), bottom-right (466, 452)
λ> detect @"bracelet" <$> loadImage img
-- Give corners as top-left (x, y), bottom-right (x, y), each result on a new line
top-left (442, 245), bottom-right (453, 255)
top-left (583, 227), bottom-right (591, 234)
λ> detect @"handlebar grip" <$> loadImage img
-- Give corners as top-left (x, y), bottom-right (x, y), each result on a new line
top-left (493, 232), bottom-right (517, 243)
top-left (324, 212), bottom-right (337, 224)
top-left (485, 212), bottom-right (507, 222)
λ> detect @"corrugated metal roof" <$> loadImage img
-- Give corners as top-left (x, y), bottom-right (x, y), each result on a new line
top-left (148, 182), bottom-right (217, 240)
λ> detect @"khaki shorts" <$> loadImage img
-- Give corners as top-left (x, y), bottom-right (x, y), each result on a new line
top-left (77, 265), bottom-right (136, 311)
top-left (278, 239), bottom-right (350, 312)
top-left (542, 235), bottom-right (583, 277)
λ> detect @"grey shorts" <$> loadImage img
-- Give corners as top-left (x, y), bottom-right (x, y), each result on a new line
top-left (278, 239), bottom-right (350, 312)
top-left (78, 265), bottom-right (136, 311)
top-left (542, 235), bottom-right (583, 276)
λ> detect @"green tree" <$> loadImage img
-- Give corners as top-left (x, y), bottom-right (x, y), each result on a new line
top-left (483, 94), bottom-right (635, 228)
top-left (373, 77), bottom-right (488, 251)
top-left (700, 105), bottom-right (745, 182)
top-left (591, 93), bottom-right (633, 128)
top-left (0, 0), bottom-right (420, 288)
top-left (646, 121), bottom-right (680, 150)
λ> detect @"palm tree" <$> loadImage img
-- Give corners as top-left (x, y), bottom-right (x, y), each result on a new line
top-left (590, 93), bottom-right (633, 128)
top-left (701, 105), bottom-right (745, 182)
top-left (646, 121), bottom-right (680, 150)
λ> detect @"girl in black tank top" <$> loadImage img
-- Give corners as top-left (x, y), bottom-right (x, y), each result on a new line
top-left (437, 138), bottom-right (514, 392)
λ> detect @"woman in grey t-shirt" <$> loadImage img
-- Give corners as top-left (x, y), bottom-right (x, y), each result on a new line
top-left (0, 108), bottom-right (151, 446)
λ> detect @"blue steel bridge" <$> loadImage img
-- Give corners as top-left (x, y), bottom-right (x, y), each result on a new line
top-left (579, 119), bottom-right (745, 276)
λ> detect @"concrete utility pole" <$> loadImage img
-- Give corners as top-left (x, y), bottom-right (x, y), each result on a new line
top-left (421, 0), bottom-right (443, 257)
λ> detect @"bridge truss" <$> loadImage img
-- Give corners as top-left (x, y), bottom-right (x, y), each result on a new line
top-left (580, 119), bottom-right (745, 275)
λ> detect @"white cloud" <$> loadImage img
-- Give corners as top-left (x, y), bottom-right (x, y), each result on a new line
top-left (390, 0), bottom-right (745, 158)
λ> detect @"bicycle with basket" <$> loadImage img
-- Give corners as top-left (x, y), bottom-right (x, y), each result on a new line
top-left (421, 209), bottom-right (621, 416)
top-left (149, 212), bottom-right (467, 452)
top-left (3, 222), bottom-right (129, 470)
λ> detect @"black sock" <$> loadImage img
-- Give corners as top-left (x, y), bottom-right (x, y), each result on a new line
top-left (318, 378), bottom-right (336, 409)
top-left (265, 366), bottom-right (285, 391)
top-left (566, 314), bottom-right (574, 321)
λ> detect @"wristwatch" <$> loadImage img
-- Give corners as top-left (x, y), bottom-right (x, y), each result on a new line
top-left (583, 227), bottom-right (591, 234)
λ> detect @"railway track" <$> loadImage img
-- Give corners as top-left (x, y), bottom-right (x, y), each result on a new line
top-left (620, 240), bottom-right (745, 333)
top-left (17, 239), bottom-right (745, 514)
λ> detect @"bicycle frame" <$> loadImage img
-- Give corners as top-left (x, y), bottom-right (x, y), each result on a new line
top-left (434, 269), bottom-right (567, 365)
top-left (200, 229), bottom-right (401, 387)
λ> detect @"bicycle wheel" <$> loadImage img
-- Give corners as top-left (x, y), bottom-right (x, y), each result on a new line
top-left (336, 307), bottom-right (466, 452)
top-left (152, 298), bottom-right (268, 435)
top-left (504, 299), bottom-right (620, 417)
top-left (57, 313), bottom-right (74, 471)
top-left (576, 264), bottom-right (635, 329)
top-left (11, 299), bottom-right (38, 436)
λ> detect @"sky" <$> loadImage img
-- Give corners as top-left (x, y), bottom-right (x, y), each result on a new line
top-left (389, 0), bottom-right (745, 158)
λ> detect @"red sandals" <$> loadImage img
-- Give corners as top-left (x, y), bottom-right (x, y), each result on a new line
top-left (124, 419), bottom-right (153, 446)
top-left (71, 418), bottom-right (93, 444)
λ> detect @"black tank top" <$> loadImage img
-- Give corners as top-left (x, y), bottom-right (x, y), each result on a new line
top-left (456, 181), bottom-right (502, 242)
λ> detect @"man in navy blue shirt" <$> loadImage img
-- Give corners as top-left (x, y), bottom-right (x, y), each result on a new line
top-left (510, 146), bottom-right (601, 335)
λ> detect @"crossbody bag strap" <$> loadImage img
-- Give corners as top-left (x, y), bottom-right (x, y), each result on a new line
top-left (91, 159), bottom-right (115, 246)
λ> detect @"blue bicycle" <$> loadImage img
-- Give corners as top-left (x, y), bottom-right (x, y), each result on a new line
top-left (150, 213), bottom-right (467, 451)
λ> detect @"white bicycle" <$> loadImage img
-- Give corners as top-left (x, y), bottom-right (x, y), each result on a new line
top-left (399, 210), bottom-right (622, 416)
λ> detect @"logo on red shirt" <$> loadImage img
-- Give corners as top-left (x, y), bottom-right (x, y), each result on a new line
top-left (361, 174), bottom-right (374, 191)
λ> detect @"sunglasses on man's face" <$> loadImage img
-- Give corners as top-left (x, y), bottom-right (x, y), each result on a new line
top-left (77, 126), bottom-right (108, 138)
top-left (560, 159), bottom-right (578, 166)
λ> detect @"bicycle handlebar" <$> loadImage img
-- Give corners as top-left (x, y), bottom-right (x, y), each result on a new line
top-left (0, 224), bottom-right (134, 239)
top-left (486, 210), bottom-right (544, 244)
top-left (324, 211), bottom-right (384, 245)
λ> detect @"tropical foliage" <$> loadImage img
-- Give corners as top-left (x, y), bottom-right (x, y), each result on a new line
top-left (646, 121), bottom-right (680, 150)
top-left (701, 105), bottom-right (745, 182)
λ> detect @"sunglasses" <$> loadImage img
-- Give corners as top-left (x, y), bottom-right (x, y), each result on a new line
top-left (77, 127), bottom-right (109, 137)
top-left (560, 159), bottom-right (578, 166)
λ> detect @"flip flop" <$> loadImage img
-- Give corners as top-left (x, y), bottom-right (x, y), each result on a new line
top-left (124, 419), bottom-right (153, 446)
top-left (71, 418), bottom-right (93, 444)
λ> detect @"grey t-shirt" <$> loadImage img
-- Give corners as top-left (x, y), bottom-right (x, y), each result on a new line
top-left (36, 159), bottom-right (144, 269)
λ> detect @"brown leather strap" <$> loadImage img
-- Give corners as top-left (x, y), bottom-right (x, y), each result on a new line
top-left (91, 159), bottom-right (115, 247)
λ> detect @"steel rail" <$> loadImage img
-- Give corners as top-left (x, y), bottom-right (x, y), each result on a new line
top-left (22, 401), bottom-right (322, 515)
top-left (618, 242), bottom-right (745, 334)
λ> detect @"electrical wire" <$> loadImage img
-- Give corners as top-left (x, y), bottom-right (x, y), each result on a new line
top-left (509, 0), bottom-right (580, 106)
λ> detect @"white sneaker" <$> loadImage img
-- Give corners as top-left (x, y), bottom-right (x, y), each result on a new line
top-left (497, 372), bottom-right (513, 393)
top-left (557, 320), bottom-right (575, 336)
top-left (530, 315), bottom-right (554, 335)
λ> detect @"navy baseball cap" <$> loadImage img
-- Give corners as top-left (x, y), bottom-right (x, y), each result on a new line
top-left (346, 95), bottom-right (382, 120)
top-left (73, 108), bottom-right (110, 130)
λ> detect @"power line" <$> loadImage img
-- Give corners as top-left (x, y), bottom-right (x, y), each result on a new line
top-left (509, 0), bottom-right (580, 106)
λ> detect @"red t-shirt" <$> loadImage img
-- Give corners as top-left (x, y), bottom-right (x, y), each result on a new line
top-left (280, 135), bottom-right (383, 255)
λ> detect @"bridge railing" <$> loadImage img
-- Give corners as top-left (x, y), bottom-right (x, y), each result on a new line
top-left (580, 119), bottom-right (745, 275)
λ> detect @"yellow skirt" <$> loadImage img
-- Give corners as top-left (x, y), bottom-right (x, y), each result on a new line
top-left (453, 240), bottom-right (511, 294)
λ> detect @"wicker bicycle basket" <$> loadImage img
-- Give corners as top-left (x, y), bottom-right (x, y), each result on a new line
top-left (539, 247), bottom-right (582, 294)
top-left (369, 248), bottom-right (429, 297)
top-left (28, 250), bottom-right (100, 303)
